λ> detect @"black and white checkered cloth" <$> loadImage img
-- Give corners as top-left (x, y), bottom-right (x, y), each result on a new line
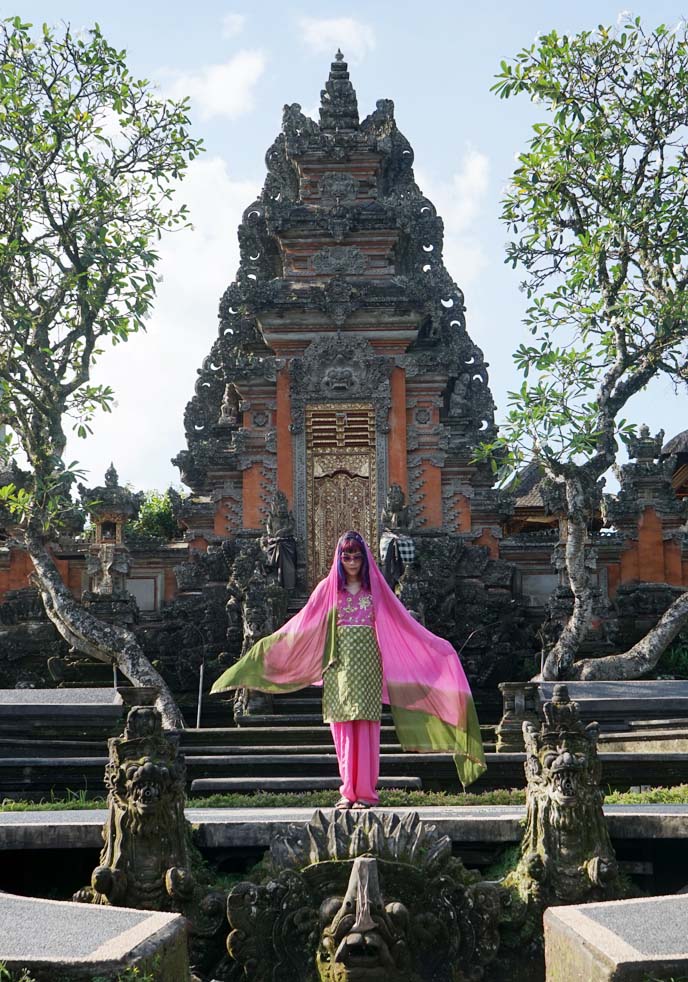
top-left (379, 532), bottom-right (416, 565)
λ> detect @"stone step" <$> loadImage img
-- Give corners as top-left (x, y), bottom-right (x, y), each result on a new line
top-left (235, 713), bottom-right (395, 727)
top-left (0, 891), bottom-right (187, 982)
top-left (0, 738), bottom-right (107, 759)
top-left (179, 725), bottom-right (398, 746)
top-left (628, 718), bottom-right (688, 730)
top-left (264, 700), bottom-right (327, 715)
top-left (181, 744), bottom-right (405, 756)
top-left (273, 685), bottom-right (322, 699)
top-left (184, 742), bottom-right (495, 756)
top-left (190, 776), bottom-right (423, 793)
top-left (600, 729), bottom-right (688, 752)
top-left (0, 688), bottom-right (127, 743)
top-left (0, 736), bottom-right (496, 759)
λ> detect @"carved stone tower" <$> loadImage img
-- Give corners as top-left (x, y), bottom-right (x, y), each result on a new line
top-left (175, 53), bottom-right (500, 586)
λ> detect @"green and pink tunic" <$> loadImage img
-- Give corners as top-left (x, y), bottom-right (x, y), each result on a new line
top-left (322, 588), bottom-right (382, 723)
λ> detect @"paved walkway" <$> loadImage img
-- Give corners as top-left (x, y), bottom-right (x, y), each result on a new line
top-left (1, 804), bottom-right (687, 849)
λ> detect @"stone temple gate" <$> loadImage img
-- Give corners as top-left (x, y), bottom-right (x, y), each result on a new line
top-left (3, 52), bottom-right (688, 697)
top-left (174, 51), bottom-right (502, 586)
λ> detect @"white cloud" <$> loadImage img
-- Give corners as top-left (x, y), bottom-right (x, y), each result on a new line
top-left (66, 157), bottom-right (260, 491)
top-left (222, 13), bottom-right (246, 38)
top-left (165, 50), bottom-right (266, 121)
top-left (298, 17), bottom-right (375, 63)
top-left (415, 146), bottom-right (491, 286)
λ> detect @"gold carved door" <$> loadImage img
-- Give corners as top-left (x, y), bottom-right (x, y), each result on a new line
top-left (306, 403), bottom-right (377, 586)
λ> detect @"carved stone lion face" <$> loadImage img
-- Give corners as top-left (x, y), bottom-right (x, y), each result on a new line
top-left (540, 737), bottom-right (589, 806)
top-left (122, 757), bottom-right (171, 819)
top-left (524, 713), bottom-right (596, 808)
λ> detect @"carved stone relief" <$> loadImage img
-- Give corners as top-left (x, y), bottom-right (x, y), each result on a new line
top-left (290, 335), bottom-right (392, 435)
top-left (312, 245), bottom-right (366, 275)
top-left (319, 171), bottom-right (358, 204)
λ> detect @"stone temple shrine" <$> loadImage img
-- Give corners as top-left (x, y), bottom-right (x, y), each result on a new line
top-left (173, 51), bottom-right (500, 587)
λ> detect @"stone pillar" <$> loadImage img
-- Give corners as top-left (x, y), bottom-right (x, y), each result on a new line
top-left (495, 681), bottom-right (540, 752)
top-left (388, 367), bottom-right (408, 494)
top-left (275, 360), bottom-right (294, 505)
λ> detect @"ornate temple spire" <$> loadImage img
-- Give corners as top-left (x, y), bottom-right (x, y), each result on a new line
top-left (319, 50), bottom-right (359, 132)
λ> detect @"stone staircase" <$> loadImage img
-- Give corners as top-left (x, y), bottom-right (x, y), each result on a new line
top-left (188, 685), bottom-right (479, 795)
top-left (0, 686), bottom-right (499, 799)
top-left (3, 685), bottom-right (688, 800)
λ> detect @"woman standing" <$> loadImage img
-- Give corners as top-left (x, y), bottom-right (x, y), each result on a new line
top-left (211, 530), bottom-right (486, 805)
top-left (322, 532), bottom-right (382, 808)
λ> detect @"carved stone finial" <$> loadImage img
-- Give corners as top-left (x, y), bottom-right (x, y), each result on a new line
top-left (320, 51), bottom-right (359, 132)
top-left (627, 424), bottom-right (665, 463)
top-left (105, 463), bottom-right (119, 488)
top-left (335, 48), bottom-right (344, 61)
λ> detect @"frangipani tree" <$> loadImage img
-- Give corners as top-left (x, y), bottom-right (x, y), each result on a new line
top-left (483, 18), bottom-right (688, 680)
top-left (0, 18), bottom-right (202, 725)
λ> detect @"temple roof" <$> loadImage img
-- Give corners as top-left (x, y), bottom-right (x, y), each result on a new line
top-left (511, 461), bottom-right (546, 508)
top-left (662, 429), bottom-right (688, 457)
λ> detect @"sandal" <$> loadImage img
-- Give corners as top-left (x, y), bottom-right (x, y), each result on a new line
top-left (351, 801), bottom-right (371, 810)
top-left (335, 797), bottom-right (353, 810)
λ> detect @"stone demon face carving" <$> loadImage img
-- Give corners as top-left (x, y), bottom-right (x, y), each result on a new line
top-left (506, 684), bottom-right (625, 909)
top-left (226, 810), bottom-right (507, 982)
top-left (526, 727), bottom-right (597, 819)
top-left (522, 686), bottom-right (602, 833)
top-left (75, 707), bottom-right (227, 978)
top-left (103, 708), bottom-right (184, 834)
top-left (122, 757), bottom-right (172, 821)
top-left (322, 354), bottom-right (356, 393)
top-left (316, 858), bottom-right (413, 982)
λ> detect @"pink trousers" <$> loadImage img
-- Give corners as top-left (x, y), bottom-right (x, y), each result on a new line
top-left (330, 719), bottom-right (381, 805)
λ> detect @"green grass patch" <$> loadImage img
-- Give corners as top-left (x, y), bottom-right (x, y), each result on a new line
top-left (4, 784), bottom-right (688, 812)
top-left (0, 966), bottom-right (37, 982)
top-left (604, 784), bottom-right (688, 805)
top-left (0, 788), bottom-right (527, 811)
top-left (0, 959), bottom-right (160, 982)
top-left (655, 634), bottom-right (688, 679)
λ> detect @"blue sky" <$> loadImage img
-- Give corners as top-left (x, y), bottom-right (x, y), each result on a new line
top-left (8, 1), bottom-right (686, 491)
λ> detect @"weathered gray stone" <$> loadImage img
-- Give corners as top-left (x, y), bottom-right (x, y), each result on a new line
top-left (0, 891), bottom-right (188, 981)
top-left (0, 686), bottom-right (123, 708)
top-left (225, 808), bottom-right (508, 982)
top-left (74, 706), bottom-right (226, 977)
top-left (505, 684), bottom-right (626, 910)
top-left (539, 680), bottom-right (688, 717)
top-left (498, 680), bottom-right (688, 752)
top-left (544, 895), bottom-right (688, 981)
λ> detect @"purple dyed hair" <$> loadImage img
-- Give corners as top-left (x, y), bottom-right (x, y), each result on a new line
top-left (336, 529), bottom-right (370, 590)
